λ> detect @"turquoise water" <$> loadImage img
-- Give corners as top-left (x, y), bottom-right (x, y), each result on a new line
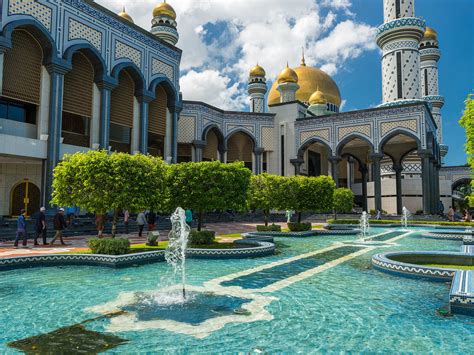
top-left (1, 229), bottom-right (473, 353)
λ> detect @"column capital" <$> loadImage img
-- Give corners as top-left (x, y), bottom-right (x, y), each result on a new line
top-left (97, 77), bottom-right (117, 91)
top-left (328, 155), bottom-right (342, 162)
top-left (370, 153), bottom-right (384, 162)
top-left (136, 89), bottom-right (155, 103)
top-left (290, 158), bottom-right (304, 166)
top-left (254, 147), bottom-right (265, 155)
top-left (392, 164), bottom-right (403, 173)
top-left (192, 140), bottom-right (206, 149)
top-left (45, 60), bottom-right (71, 75)
top-left (417, 149), bottom-right (433, 159)
top-left (359, 164), bottom-right (368, 174)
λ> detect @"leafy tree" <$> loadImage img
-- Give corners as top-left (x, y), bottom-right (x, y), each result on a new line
top-left (52, 150), bottom-right (167, 236)
top-left (249, 173), bottom-right (286, 226)
top-left (459, 93), bottom-right (474, 207)
top-left (333, 188), bottom-right (354, 220)
top-left (167, 161), bottom-right (252, 230)
top-left (282, 175), bottom-right (336, 223)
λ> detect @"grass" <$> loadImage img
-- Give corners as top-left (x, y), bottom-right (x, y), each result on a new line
top-left (422, 264), bottom-right (474, 270)
top-left (216, 233), bottom-right (243, 240)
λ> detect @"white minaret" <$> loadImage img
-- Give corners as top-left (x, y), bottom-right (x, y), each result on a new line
top-left (151, 1), bottom-right (179, 46)
top-left (248, 64), bottom-right (267, 113)
top-left (276, 64), bottom-right (299, 103)
top-left (376, 0), bottom-right (425, 105)
top-left (419, 27), bottom-right (448, 161)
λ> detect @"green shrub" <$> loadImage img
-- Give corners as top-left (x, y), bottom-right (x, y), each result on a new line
top-left (88, 238), bottom-right (130, 255)
top-left (327, 219), bottom-right (474, 227)
top-left (287, 222), bottom-right (312, 232)
top-left (369, 209), bottom-right (387, 215)
top-left (189, 230), bottom-right (216, 245)
top-left (256, 224), bottom-right (282, 232)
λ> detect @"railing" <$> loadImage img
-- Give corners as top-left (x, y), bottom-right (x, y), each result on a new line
top-left (62, 131), bottom-right (90, 147)
top-left (0, 118), bottom-right (36, 139)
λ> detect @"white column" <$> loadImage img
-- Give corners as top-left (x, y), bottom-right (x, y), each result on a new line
top-left (164, 108), bottom-right (172, 161)
top-left (37, 66), bottom-right (51, 140)
top-left (90, 83), bottom-right (100, 148)
top-left (131, 97), bottom-right (140, 154)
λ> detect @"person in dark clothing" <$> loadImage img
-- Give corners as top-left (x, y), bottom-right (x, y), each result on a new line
top-left (438, 200), bottom-right (444, 217)
top-left (50, 208), bottom-right (67, 246)
top-left (14, 209), bottom-right (28, 248)
top-left (34, 207), bottom-right (48, 246)
top-left (146, 210), bottom-right (157, 231)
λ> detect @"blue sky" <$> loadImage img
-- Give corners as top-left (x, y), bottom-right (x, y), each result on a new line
top-left (100, 0), bottom-right (473, 166)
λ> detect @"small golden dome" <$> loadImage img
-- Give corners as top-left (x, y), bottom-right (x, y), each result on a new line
top-left (153, 1), bottom-right (176, 20)
top-left (309, 89), bottom-right (327, 105)
top-left (250, 64), bottom-right (266, 77)
top-left (423, 27), bottom-right (437, 41)
top-left (277, 64), bottom-right (298, 84)
top-left (118, 7), bottom-right (134, 23)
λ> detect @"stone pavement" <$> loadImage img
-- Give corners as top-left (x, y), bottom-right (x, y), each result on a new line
top-left (0, 222), bottom-right (288, 259)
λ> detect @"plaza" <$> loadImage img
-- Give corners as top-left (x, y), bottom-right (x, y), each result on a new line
top-left (0, 0), bottom-right (473, 353)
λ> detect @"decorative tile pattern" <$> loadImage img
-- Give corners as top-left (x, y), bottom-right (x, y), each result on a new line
top-left (227, 125), bottom-right (255, 134)
top-left (115, 41), bottom-right (142, 68)
top-left (68, 18), bottom-right (102, 51)
top-left (261, 127), bottom-right (275, 151)
top-left (383, 40), bottom-right (418, 55)
top-left (383, 0), bottom-right (414, 21)
top-left (300, 129), bottom-right (330, 144)
top-left (380, 119), bottom-right (417, 136)
top-left (152, 58), bottom-right (174, 81)
top-left (177, 116), bottom-right (196, 143)
top-left (338, 124), bottom-right (371, 140)
top-left (8, 0), bottom-right (53, 31)
top-left (376, 17), bottom-right (425, 37)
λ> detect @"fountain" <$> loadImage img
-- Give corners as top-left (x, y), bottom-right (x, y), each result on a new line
top-left (401, 207), bottom-right (411, 229)
top-left (163, 207), bottom-right (191, 299)
top-left (359, 211), bottom-right (370, 240)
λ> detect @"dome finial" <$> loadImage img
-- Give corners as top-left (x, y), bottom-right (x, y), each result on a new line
top-left (301, 47), bottom-right (306, 66)
top-left (118, 6), bottom-right (134, 23)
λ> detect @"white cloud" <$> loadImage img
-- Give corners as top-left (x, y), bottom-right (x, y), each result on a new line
top-left (96, 0), bottom-right (378, 110)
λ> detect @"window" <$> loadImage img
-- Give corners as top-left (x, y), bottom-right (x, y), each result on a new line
top-left (0, 98), bottom-right (36, 124)
top-left (61, 112), bottom-right (90, 147)
top-left (109, 123), bottom-right (131, 153)
top-left (395, 0), bottom-right (401, 18)
top-left (148, 132), bottom-right (164, 157)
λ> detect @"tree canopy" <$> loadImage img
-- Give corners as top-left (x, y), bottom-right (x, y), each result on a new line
top-left (333, 188), bottom-right (354, 219)
top-left (459, 94), bottom-right (474, 207)
top-left (249, 173), bottom-right (286, 226)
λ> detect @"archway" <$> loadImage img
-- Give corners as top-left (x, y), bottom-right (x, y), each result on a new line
top-left (297, 139), bottom-right (331, 177)
top-left (10, 180), bottom-right (40, 217)
top-left (203, 126), bottom-right (225, 161)
top-left (226, 131), bottom-right (255, 170)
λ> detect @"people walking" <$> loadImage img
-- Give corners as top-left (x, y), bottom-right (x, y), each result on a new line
top-left (95, 213), bottom-right (105, 237)
top-left (14, 209), bottom-right (28, 248)
top-left (137, 210), bottom-right (147, 237)
top-left (34, 207), bottom-right (48, 246)
top-left (185, 209), bottom-right (193, 226)
top-left (147, 210), bottom-right (157, 231)
top-left (124, 210), bottom-right (130, 234)
top-left (50, 208), bottom-right (67, 246)
top-left (447, 206), bottom-right (455, 222)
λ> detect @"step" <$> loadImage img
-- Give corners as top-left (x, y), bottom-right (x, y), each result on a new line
top-left (449, 270), bottom-right (474, 316)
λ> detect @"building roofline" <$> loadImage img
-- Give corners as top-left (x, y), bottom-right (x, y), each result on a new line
top-left (83, 0), bottom-right (182, 55)
top-left (268, 100), bottom-right (308, 109)
top-left (182, 100), bottom-right (276, 117)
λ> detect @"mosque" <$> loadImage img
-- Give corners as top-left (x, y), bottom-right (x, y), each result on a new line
top-left (0, 0), bottom-right (470, 217)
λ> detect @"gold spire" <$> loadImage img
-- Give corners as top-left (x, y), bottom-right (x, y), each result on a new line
top-left (118, 6), bottom-right (134, 23)
top-left (301, 47), bottom-right (306, 66)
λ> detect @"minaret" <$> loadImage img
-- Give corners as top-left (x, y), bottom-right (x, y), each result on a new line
top-left (419, 27), bottom-right (448, 161)
top-left (307, 88), bottom-right (329, 117)
top-left (376, 0), bottom-right (425, 106)
top-left (151, 1), bottom-right (179, 45)
top-left (276, 63), bottom-right (299, 103)
top-left (248, 64), bottom-right (267, 113)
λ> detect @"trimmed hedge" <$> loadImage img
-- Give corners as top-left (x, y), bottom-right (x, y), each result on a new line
top-left (189, 230), bottom-right (216, 245)
top-left (327, 219), bottom-right (474, 227)
top-left (288, 222), bottom-right (312, 232)
top-left (88, 238), bottom-right (130, 255)
top-left (256, 224), bottom-right (282, 232)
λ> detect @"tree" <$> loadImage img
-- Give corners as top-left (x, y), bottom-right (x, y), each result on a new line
top-left (52, 150), bottom-right (167, 236)
top-left (167, 161), bottom-right (252, 231)
top-left (248, 173), bottom-right (285, 226)
top-left (282, 175), bottom-right (336, 223)
top-left (333, 188), bottom-right (354, 220)
top-left (459, 93), bottom-right (474, 207)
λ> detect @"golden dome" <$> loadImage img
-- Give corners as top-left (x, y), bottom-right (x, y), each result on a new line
top-left (250, 64), bottom-right (266, 77)
top-left (118, 7), bottom-right (134, 23)
top-left (269, 64), bottom-right (341, 107)
top-left (423, 26), bottom-right (437, 41)
top-left (309, 89), bottom-right (327, 105)
top-left (277, 64), bottom-right (298, 84)
top-left (153, 1), bottom-right (176, 20)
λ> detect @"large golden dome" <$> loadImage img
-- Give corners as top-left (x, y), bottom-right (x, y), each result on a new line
top-left (268, 64), bottom-right (341, 107)
top-left (153, 1), bottom-right (176, 20)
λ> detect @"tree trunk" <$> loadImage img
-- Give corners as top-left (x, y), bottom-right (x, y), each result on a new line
top-left (298, 211), bottom-right (302, 223)
top-left (264, 209), bottom-right (269, 227)
top-left (334, 210), bottom-right (337, 221)
top-left (111, 209), bottom-right (118, 238)
top-left (197, 210), bottom-right (203, 231)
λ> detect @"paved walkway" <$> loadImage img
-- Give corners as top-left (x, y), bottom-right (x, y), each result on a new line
top-left (0, 222), bottom-right (288, 259)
